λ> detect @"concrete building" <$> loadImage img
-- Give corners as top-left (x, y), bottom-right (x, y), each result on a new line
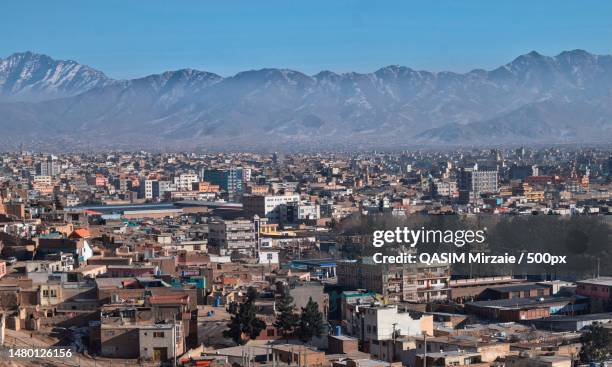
top-left (257, 249), bottom-right (279, 268)
top-left (576, 277), bottom-right (612, 312)
top-left (414, 335), bottom-right (511, 363)
top-left (459, 164), bottom-right (498, 201)
top-left (36, 237), bottom-right (93, 266)
top-left (208, 218), bottom-right (256, 256)
top-left (465, 296), bottom-right (588, 322)
top-left (174, 173), bottom-right (198, 191)
top-left (139, 323), bottom-right (182, 363)
top-left (242, 193), bottom-right (300, 224)
top-left (35, 156), bottom-right (59, 176)
top-left (202, 168), bottom-right (243, 195)
top-left (345, 304), bottom-right (433, 353)
top-left (337, 259), bottom-right (450, 303)
top-left (25, 257), bottom-right (74, 283)
top-left (152, 180), bottom-right (176, 199)
top-left (480, 283), bottom-right (551, 300)
top-left (530, 312), bottom-right (612, 332)
top-left (139, 179), bottom-right (154, 199)
top-left (272, 345), bottom-right (326, 366)
top-left (287, 201), bottom-right (320, 222)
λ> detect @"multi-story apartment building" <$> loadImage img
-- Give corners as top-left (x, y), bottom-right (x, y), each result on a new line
top-left (337, 258), bottom-right (450, 303)
top-left (242, 193), bottom-right (300, 224)
top-left (289, 201), bottom-right (320, 221)
top-left (152, 180), bottom-right (176, 199)
top-left (433, 179), bottom-right (457, 197)
top-left (202, 167), bottom-right (243, 195)
top-left (459, 164), bottom-right (498, 201)
top-left (35, 156), bottom-right (59, 176)
top-left (139, 179), bottom-right (154, 199)
top-left (173, 173), bottom-right (198, 191)
top-left (112, 178), bottom-right (133, 192)
top-left (208, 218), bottom-right (256, 256)
top-left (192, 181), bottom-right (220, 192)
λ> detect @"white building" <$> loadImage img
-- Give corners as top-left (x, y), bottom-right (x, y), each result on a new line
top-left (139, 179), bottom-right (154, 199)
top-left (153, 180), bottom-right (176, 199)
top-left (174, 173), bottom-right (198, 191)
top-left (33, 175), bottom-right (52, 185)
top-left (139, 323), bottom-right (183, 363)
top-left (293, 202), bottom-right (320, 221)
top-left (345, 305), bottom-right (433, 347)
top-left (243, 193), bottom-right (301, 223)
top-left (257, 249), bottom-right (279, 267)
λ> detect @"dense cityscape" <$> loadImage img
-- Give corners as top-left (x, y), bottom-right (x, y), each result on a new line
top-left (0, 146), bottom-right (609, 366)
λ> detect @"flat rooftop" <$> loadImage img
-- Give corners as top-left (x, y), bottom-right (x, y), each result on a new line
top-left (468, 296), bottom-right (578, 309)
top-left (486, 283), bottom-right (548, 292)
top-left (577, 277), bottom-right (612, 286)
top-left (535, 312), bottom-right (612, 322)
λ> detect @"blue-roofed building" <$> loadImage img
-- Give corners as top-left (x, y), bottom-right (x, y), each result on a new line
top-left (291, 259), bottom-right (337, 279)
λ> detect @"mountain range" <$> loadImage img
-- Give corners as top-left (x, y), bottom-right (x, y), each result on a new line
top-left (1, 50), bottom-right (612, 151)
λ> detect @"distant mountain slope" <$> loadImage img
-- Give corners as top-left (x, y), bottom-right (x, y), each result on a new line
top-left (0, 49), bottom-right (611, 150)
top-left (0, 52), bottom-right (112, 102)
top-left (416, 100), bottom-right (612, 144)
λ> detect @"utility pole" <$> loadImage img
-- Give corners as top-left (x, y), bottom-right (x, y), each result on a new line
top-left (422, 331), bottom-right (427, 367)
top-left (391, 322), bottom-right (397, 362)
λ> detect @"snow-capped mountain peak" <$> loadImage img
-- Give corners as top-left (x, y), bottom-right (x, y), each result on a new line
top-left (0, 51), bottom-right (112, 101)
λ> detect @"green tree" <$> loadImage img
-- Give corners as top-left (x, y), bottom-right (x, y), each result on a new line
top-left (224, 287), bottom-right (266, 345)
top-left (274, 286), bottom-right (299, 340)
top-left (297, 297), bottom-right (324, 342)
top-left (579, 322), bottom-right (611, 362)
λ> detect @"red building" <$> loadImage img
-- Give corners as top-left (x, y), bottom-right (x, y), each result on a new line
top-left (87, 174), bottom-right (108, 187)
top-left (577, 277), bottom-right (612, 312)
top-left (106, 265), bottom-right (158, 278)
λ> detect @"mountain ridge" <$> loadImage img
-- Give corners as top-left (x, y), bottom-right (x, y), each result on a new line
top-left (1, 49), bottom-right (611, 150)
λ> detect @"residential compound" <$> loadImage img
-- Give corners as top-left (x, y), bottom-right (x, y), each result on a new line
top-left (0, 147), bottom-right (610, 366)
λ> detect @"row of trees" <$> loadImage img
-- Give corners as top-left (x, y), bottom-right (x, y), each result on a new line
top-left (224, 286), bottom-right (325, 345)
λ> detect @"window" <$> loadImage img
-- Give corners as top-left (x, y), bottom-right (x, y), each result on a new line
top-left (153, 331), bottom-right (165, 338)
top-left (43, 290), bottom-right (49, 297)
top-left (267, 329), bottom-right (275, 337)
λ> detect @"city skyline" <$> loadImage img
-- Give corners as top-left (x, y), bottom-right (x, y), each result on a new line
top-left (1, 3), bottom-right (611, 366)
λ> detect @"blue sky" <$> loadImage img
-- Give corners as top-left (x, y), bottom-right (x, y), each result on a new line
top-left (2, 1), bottom-right (612, 79)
